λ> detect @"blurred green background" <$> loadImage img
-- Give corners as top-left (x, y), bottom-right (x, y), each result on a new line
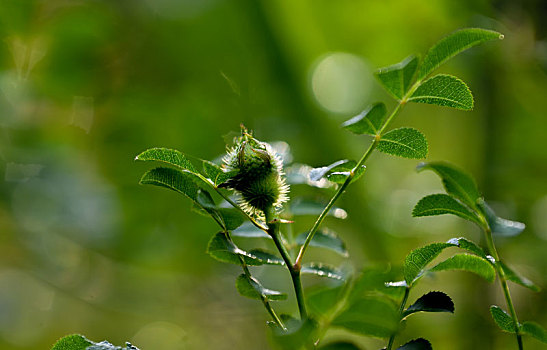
top-left (0, 0), bottom-right (546, 349)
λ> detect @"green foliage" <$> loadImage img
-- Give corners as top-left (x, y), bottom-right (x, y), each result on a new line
top-left (295, 229), bottom-right (348, 257)
top-left (377, 128), bottom-right (428, 159)
top-left (341, 103), bottom-right (387, 135)
top-left (319, 341), bottom-right (361, 350)
top-left (408, 74), bottom-right (473, 110)
top-left (417, 28), bottom-right (503, 80)
top-left (206, 232), bottom-right (283, 266)
top-left (403, 291), bottom-right (454, 317)
top-left (270, 316), bottom-right (319, 350)
top-left (136, 147), bottom-right (197, 172)
top-left (490, 305), bottom-right (517, 333)
top-left (403, 242), bottom-right (453, 284)
top-left (140, 166), bottom-right (199, 201)
top-left (236, 274), bottom-right (287, 301)
top-left (412, 193), bottom-right (482, 225)
top-left (446, 237), bottom-right (487, 259)
top-left (500, 262), bottom-right (540, 292)
top-left (375, 55), bottom-right (419, 100)
top-left (289, 199), bottom-right (347, 219)
top-left (395, 338), bottom-right (432, 350)
top-left (301, 263), bottom-right (345, 280)
top-left (307, 284), bottom-right (345, 316)
top-left (520, 321), bottom-right (547, 343)
top-left (479, 201), bottom-right (526, 237)
top-left (430, 254), bottom-right (496, 282)
top-left (51, 335), bottom-right (139, 350)
top-left (309, 160), bottom-right (366, 184)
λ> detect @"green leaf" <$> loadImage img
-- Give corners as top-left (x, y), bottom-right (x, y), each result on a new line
top-left (301, 263), bottom-right (345, 280)
top-left (310, 160), bottom-right (350, 181)
top-left (341, 103), bottom-right (387, 135)
top-left (500, 261), bottom-right (540, 292)
top-left (417, 28), bottom-right (503, 80)
top-left (87, 342), bottom-right (139, 350)
top-left (520, 321), bottom-right (547, 343)
top-left (270, 316), bottom-right (319, 350)
top-left (206, 232), bottom-right (283, 266)
top-left (310, 160), bottom-right (366, 184)
top-left (417, 162), bottom-right (480, 209)
top-left (332, 296), bottom-right (399, 338)
top-left (326, 165), bottom-right (366, 185)
top-left (409, 74), bottom-right (474, 110)
top-left (232, 222), bottom-right (271, 239)
top-left (396, 338), bottom-right (433, 350)
top-left (289, 199), bottom-right (347, 219)
top-left (403, 291), bottom-right (455, 317)
top-left (446, 237), bottom-right (488, 260)
top-left (295, 229), bottom-right (348, 257)
top-left (377, 127), bottom-right (428, 159)
top-left (135, 147), bottom-right (197, 172)
top-left (430, 254), bottom-right (496, 282)
top-left (490, 305), bottom-right (517, 333)
top-left (412, 194), bottom-right (482, 225)
top-left (52, 335), bottom-right (92, 350)
top-left (375, 55), bottom-right (419, 99)
top-left (403, 242), bottom-right (454, 285)
top-left (140, 167), bottom-right (199, 201)
top-left (480, 201), bottom-right (525, 237)
top-left (235, 273), bottom-right (287, 301)
top-left (307, 284), bottom-right (345, 317)
top-left (351, 267), bottom-right (405, 303)
top-left (216, 208), bottom-right (246, 230)
top-left (202, 160), bottom-right (236, 186)
top-left (319, 342), bottom-right (361, 350)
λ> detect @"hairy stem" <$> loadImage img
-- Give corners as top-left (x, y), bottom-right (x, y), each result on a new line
top-left (483, 225), bottom-right (523, 350)
top-left (387, 286), bottom-right (410, 350)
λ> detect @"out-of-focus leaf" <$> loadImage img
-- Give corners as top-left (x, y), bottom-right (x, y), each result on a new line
top-left (270, 316), bottom-right (318, 350)
top-left (235, 274), bottom-right (287, 301)
top-left (446, 237), bottom-right (488, 260)
top-left (140, 167), bottom-right (199, 201)
top-left (520, 321), bottom-right (547, 343)
top-left (490, 305), bottom-right (517, 333)
top-left (480, 201), bottom-right (525, 237)
top-left (310, 160), bottom-right (351, 181)
top-left (417, 162), bottom-right (480, 209)
top-left (375, 55), bottom-right (419, 99)
top-left (87, 342), bottom-right (140, 350)
top-left (430, 254), bottom-right (495, 282)
top-left (412, 194), bottom-right (482, 225)
top-left (285, 164), bottom-right (334, 188)
top-left (195, 189), bottom-right (245, 230)
top-left (289, 199), bottom-right (347, 219)
top-left (351, 267), bottom-right (405, 302)
top-left (135, 147), bottom-right (197, 172)
top-left (307, 284), bottom-right (345, 317)
top-left (51, 335), bottom-right (92, 350)
top-left (309, 160), bottom-right (365, 185)
top-left (377, 128), bottom-right (428, 159)
top-left (404, 242), bottom-right (454, 285)
top-left (319, 341), bottom-right (361, 350)
top-left (341, 102), bottom-right (387, 135)
top-left (206, 232), bottom-right (283, 266)
top-left (500, 261), bottom-right (540, 292)
top-left (395, 338), bottom-right (432, 350)
top-left (417, 28), bottom-right (503, 80)
top-left (295, 229), bottom-right (348, 257)
top-left (409, 74), bottom-right (474, 110)
top-left (301, 263), bottom-right (345, 280)
top-left (332, 297), bottom-right (399, 338)
top-left (403, 291), bottom-right (454, 317)
top-left (231, 222), bottom-right (271, 239)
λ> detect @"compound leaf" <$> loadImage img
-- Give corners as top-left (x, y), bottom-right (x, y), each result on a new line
top-left (520, 321), bottom-right (547, 343)
top-left (296, 229), bottom-right (348, 257)
top-left (236, 274), bottom-right (287, 301)
top-left (341, 103), bottom-right (387, 135)
top-left (417, 28), bottom-right (503, 80)
top-left (332, 297), bottom-right (399, 338)
top-left (490, 305), bottom-right (517, 333)
top-left (403, 291), bottom-right (455, 317)
top-left (409, 74), bottom-right (473, 110)
top-left (404, 242), bottom-right (453, 285)
top-left (413, 194), bottom-right (482, 225)
top-left (500, 261), bottom-right (540, 292)
top-left (375, 55), bottom-right (419, 99)
top-left (377, 127), bottom-right (428, 159)
top-left (430, 254), bottom-right (496, 282)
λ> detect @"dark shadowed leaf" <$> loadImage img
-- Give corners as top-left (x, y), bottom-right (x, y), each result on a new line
top-left (500, 262), bottom-right (540, 292)
top-left (295, 229), bottom-right (348, 257)
top-left (375, 55), bottom-right (419, 99)
top-left (341, 103), bottom-right (387, 135)
top-left (490, 305), bottom-right (517, 333)
top-left (480, 201), bottom-right (525, 237)
top-left (404, 242), bottom-right (454, 285)
top-left (396, 338), bottom-right (433, 350)
top-left (430, 254), bottom-right (496, 282)
top-left (236, 274), bottom-right (287, 301)
top-left (403, 291), bottom-right (454, 317)
top-left (332, 296), bottom-right (399, 338)
top-left (409, 74), bottom-right (473, 110)
top-left (206, 232), bottom-right (283, 266)
top-left (413, 194), bottom-right (482, 225)
top-left (135, 147), bottom-right (197, 172)
top-left (417, 162), bottom-right (480, 209)
top-left (319, 341), bottom-right (361, 350)
top-left (301, 263), bottom-right (345, 280)
top-left (520, 321), bottom-right (547, 343)
top-left (417, 28), bottom-right (503, 80)
top-left (377, 128), bottom-right (428, 159)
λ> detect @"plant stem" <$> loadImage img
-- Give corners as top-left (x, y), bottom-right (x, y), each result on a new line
top-left (265, 207), bottom-right (308, 320)
top-left (295, 101), bottom-right (405, 266)
top-left (387, 286), bottom-right (410, 350)
top-left (483, 225), bottom-right (523, 350)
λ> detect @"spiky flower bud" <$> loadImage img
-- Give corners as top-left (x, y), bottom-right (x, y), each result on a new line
top-left (221, 128), bottom-right (289, 218)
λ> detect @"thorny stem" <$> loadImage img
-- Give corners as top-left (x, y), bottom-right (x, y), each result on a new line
top-left (387, 286), bottom-right (410, 350)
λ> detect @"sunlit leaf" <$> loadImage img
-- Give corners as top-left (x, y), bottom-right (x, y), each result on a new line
top-left (480, 201), bottom-right (525, 237)
top-left (202, 160), bottom-right (236, 186)
top-left (135, 147), bottom-right (197, 172)
top-left (375, 55), bottom-right (419, 99)
top-left (446, 237), bottom-right (488, 260)
top-left (301, 263), bottom-right (345, 280)
top-left (377, 128), bottom-right (428, 159)
top-left (295, 229), bottom-right (348, 257)
top-left (500, 261), bottom-right (540, 292)
top-left (51, 335), bottom-right (92, 350)
top-left (341, 102), bottom-right (387, 135)
top-left (206, 232), bottom-right (283, 266)
top-left (403, 242), bottom-right (454, 285)
top-left (403, 291), bottom-right (454, 317)
top-left (430, 254), bottom-right (496, 282)
top-left (236, 274), bottom-right (287, 301)
top-left (332, 296), bottom-right (399, 338)
top-left (412, 194), bottom-right (482, 225)
top-left (520, 321), bottom-right (547, 343)
top-left (289, 199), bottom-right (347, 219)
top-left (409, 74), bottom-right (473, 110)
top-left (490, 305), bottom-right (517, 333)
top-left (417, 28), bottom-right (503, 80)
top-left (395, 338), bottom-right (432, 350)
top-left (140, 167), bottom-right (198, 201)
top-left (417, 161), bottom-right (480, 209)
